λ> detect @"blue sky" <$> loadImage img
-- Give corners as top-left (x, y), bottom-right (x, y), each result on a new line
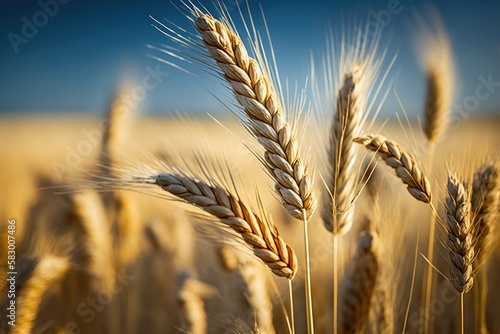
top-left (1, 0), bottom-right (499, 118)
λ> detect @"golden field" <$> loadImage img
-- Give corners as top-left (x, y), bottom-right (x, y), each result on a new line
top-left (1, 114), bottom-right (500, 333)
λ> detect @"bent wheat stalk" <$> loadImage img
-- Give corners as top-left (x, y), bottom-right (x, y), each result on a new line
top-left (144, 172), bottom-right (297, 279)
top-left (354, 134), bottom-right (431, 203)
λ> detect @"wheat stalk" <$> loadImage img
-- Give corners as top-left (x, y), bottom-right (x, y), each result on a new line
top-left (136, 172), bottom-right (298, 279)
top-left (354, 134), bottom-right (432, 203)
top-left (444, 173), bottom-right (474, 294)
top-left (14, 256), bottom-right (69, 334)
top-left (340, 229), bottom-right (379, 334)
top-left (192, 10), bottom-right (316, 221)
top-left (322, 67), bottom-right (363, 235)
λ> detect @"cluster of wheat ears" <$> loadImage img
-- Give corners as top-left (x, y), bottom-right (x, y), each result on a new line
top-left (1, 2), bottom-right (499, 334)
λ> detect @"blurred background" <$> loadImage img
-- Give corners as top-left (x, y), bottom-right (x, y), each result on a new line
top-left (1, 0), bottom-right (500, 117)
top-left (1, 1), bottom-right (500, 333)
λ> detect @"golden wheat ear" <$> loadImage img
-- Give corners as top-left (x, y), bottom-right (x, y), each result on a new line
top-left (317, 32), bottom-right (386, 235)
top-left (121, 171), bottom-right (298, 280)
top-left (354, 134), bottom-right (432, 203)
top-left (13, 255), bottom-right (70, 334)
top-left (416, 11), bottom-right (455, 145)
top-left (67, 191), bottom-right (115, 291)
top-left (340, 227), bottom-right (379, 334)
top-left (444, 173), bottom-right (474, 294)
top-left (151, 7), bottom-right (316, 221)
top-left (192, 11), bottom-right (316, 221)
top-left (176, 270), bottom-right (217, 334)
top-left (471, 164), bottom-right (500, 262)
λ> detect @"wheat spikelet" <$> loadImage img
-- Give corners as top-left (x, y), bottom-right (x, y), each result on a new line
top-left (354, 134), bottom-right (431, 203)
top-left (418, 13), bottom-right (455, 144)
top-left (322, 67), bottom-right (363, 234)
top-left (471, 164), bottom-right (500, 261)
top-left (444, 173), bottom-right (474, 293)
top-left (191, 10), bottom-right (315, 221)
top-left (13, 256), bottom-right (69, 334)
top-left (137, 172), bottom-right (298, 279)
top-left (340, 228), bottom-right (379, 334)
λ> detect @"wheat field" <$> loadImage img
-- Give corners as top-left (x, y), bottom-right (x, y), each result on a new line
top-left (1, 3), bottom-right (500, 334)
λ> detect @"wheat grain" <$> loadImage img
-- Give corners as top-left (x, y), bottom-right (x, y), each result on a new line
top-left (354, 134), bottom-right (431, 203)
top-left (192, 11), bottom-right (316, 221)
top-left (444, 173), bottom-right (474, 293)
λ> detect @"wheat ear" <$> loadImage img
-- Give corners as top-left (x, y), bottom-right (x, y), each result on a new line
top-left (149, 173), bottom-right (297, 279)
top-left (323, 68), bottom-right (363, 235)
top-left (101, 86), bottom-right (130, 163)
top-left (470, 164), bottom-right (499, 333)
top-left (68, 192), bottom-right (114, 291)
top-left (354, 134), bottom-right (431, 203)
top-left (14, 256), bottom-right (69, 334)
top-left (193, 11), bottom-right (315, 221)
top-left (420, 16), bottom-right (455, 144)
top-left (471, 164), bottom-right (500, 261)
top-left (239, 257), bottom-right (276, 334)
top-left (340, 229), bottom-right (379, 334)
top-left (176, 270), bottom-right (216, 334)
top-left (444, 173), bottom-right (474, 294)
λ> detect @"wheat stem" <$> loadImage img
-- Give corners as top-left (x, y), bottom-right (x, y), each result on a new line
top-left (333, 235), bottom-right (339, 334)
top-left (303, 209), bottom-right (314, 334)
top-left (422, 143), bottom-right (437, 334)
top-left (460, 293), bottom-right (464, 334)
top-left (288, 279), bottom-right (295, 334)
